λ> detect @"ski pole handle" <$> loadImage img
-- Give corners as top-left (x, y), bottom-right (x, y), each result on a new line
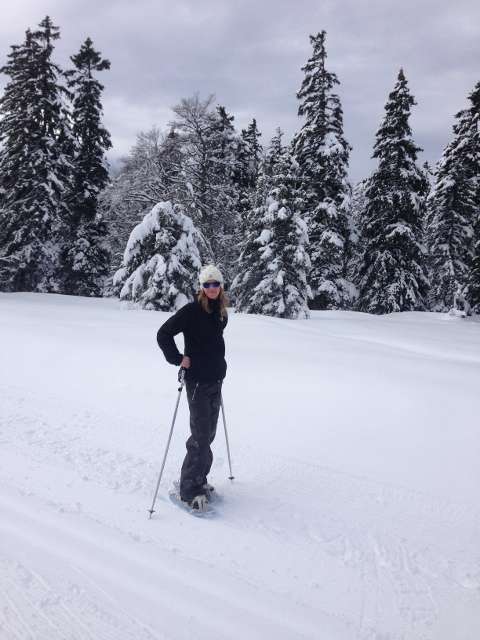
top-left (177, 367), bottom-right (186, 388)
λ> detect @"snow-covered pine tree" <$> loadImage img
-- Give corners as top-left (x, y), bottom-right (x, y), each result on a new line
top-left (233, 138), bottom-right (311, 318)
top-left (62, 37), bottom-right (112, 297)
top-left (112, 201), bottom-right (203, 310)
top-left (208, 104), bottom-right (241, 285)
top-left (0, 29), bottom-right (39, 288)
top-left (0, 18), bottom-right (73, 291)
top-left (427, 81), bottom-right (480, 312)
top-left (234, 118), bottom-right (263, 240)
top-left (231, 129), bottom-right (283, 309)
top-left (466, 83), bottom-right (480, 315)
top-left (230, 119), bottom-right (263, 294)
top-left (236, 119), bottom-right (263, 199)
top-left (262, 127), bottom-right (284, 180)
top-left (293, 30), bottom-right (353, 310)
top-left (422, 160), bottom-right (435, 243)
top-left (345, 178), bottom-right (369, 303)
top-left (357, 69), bottom-right (429, 314)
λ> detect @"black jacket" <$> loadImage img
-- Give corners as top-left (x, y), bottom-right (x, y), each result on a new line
top-left (157, 299), bottom-right (228, 382)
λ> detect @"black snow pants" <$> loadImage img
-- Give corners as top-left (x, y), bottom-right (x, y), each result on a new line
top-left (180, 379), bottom-right (222, 501)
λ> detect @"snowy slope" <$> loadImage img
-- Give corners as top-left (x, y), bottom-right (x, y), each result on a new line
top-left (1, 293), bottom-right (480, 640)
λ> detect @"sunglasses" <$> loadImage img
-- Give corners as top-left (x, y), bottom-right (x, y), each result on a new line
top-left (202, 281), bottom-right (221, 289)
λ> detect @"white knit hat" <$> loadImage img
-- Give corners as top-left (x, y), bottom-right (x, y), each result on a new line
top-left (198, 264), bottom-right (224, 286)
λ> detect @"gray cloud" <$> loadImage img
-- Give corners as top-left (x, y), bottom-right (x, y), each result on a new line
top-left (1, 0), bottom-right (479, 181)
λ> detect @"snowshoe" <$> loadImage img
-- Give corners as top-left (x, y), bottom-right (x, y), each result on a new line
top-left (168, 481), bottom-right (216, 517)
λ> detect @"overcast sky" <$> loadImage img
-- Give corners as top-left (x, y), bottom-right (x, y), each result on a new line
top-left (1, 0), bottom-right (479, 182)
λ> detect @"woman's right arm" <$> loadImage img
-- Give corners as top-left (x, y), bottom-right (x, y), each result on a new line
top-left (156, 305), bottom-right (190, 366)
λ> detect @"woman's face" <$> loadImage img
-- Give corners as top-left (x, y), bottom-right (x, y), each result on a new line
top-left (203, 280), bottom-right (221, 300)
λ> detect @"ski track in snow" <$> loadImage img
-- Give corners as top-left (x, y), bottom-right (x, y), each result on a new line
top-left (2, 383), bottom-right (480, 639)
top-left (1, 295), bottom-right (480, 639)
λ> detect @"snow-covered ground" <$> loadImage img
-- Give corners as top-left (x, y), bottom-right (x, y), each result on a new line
top-left (1, 292), bottom-right (479, 640)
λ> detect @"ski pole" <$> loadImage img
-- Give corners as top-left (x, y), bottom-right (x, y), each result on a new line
top-left (148, 368), bottom-right (186, 518)
top-left (220, 395), bottom-right (235, 480)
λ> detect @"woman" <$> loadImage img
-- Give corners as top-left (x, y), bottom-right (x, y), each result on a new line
top-left (156, 265), bottom-right (228, 511)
